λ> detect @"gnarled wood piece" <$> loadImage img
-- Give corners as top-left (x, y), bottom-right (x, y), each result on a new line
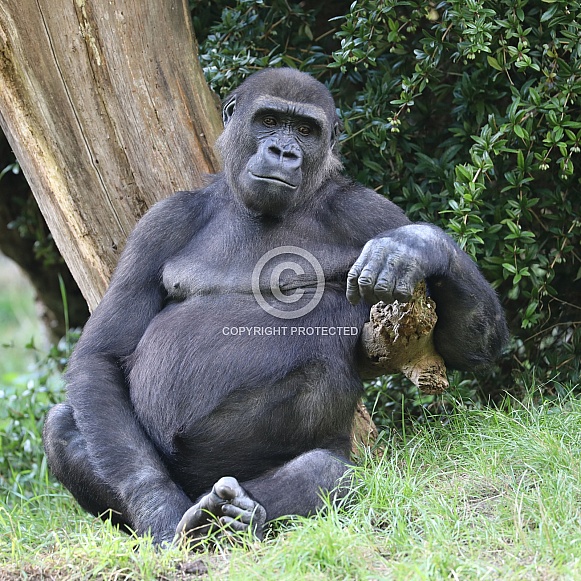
top-left (359, 282), bottom-right (448, 395)
top-left (351, 282), bottom-right (448, 454)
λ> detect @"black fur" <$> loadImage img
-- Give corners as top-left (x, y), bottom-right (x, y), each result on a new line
top-left (43, 69), bottom-right (508, 544)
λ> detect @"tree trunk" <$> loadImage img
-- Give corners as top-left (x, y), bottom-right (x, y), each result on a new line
top-left (0, 0), bottom-right (223, 311)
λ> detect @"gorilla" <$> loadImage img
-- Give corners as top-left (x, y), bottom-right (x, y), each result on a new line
top-left (43, 68), bottom-right (508, 545)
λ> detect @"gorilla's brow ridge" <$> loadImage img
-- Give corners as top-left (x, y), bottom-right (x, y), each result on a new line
top-left (251, 96), bottom-right (329, 130)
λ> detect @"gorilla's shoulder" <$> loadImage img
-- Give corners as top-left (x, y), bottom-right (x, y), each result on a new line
top-left (150, 181), bottom-right (221, 217)
top-left (326, 174), bottom-right (387, 203)
top-left (323, 174), bottom-right (409, 232)
top-left (138, 177), bottom-right (227, 230)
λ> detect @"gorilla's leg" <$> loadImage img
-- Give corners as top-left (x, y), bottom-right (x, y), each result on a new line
top-left (175, 449), bottom-right (350, 542)
top-left (243, 448), bottom-right (352, 519)
top-left (43, 403), bottom-right (130, 531)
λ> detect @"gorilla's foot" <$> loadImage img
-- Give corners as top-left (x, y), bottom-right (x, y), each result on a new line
top-left (174, 476), bottom-right (266, 545)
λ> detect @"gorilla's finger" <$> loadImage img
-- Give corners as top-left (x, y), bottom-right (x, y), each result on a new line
top-left (357, 275), bottom-right (378, 304)
top-left (346, 272), bottom-right (362, 305)
top-left (214, 477), bottom-right (260, 513)
top-left (175, 506), bottom-right (205, 533)
top-left (346, 263), bottom-right (366, 305)
top-left (219, 516), bottom-right (249, 532)
top-left (346, 241), bottom-right (376, 304)
top-left (229, 495), bottom-right (258, 512)
top-left (357, 247), bottom-right (389, 304)
top-left (393, 267), bottom-right (423, 302)
top-left (373, 267), bottom-right (397, 304)
top-left (174, 508), bottom-right (216, 544)
top-left (221, 503), bottom-right (254, 522)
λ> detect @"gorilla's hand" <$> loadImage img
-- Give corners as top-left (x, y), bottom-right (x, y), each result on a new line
top-left (346, 224), bottom-right (454, 305)
top-left (173, 476), bottom-right (266, 545)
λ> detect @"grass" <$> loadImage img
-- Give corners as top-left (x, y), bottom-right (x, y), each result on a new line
top-left (2, 395), bottom-right (581, 580)
top-left (1, 255), bottom-right (581, 579)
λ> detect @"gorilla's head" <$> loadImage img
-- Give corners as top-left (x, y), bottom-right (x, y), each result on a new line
top-left (216, 69), bottom-right (342, 217)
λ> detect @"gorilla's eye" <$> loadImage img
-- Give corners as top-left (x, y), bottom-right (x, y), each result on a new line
top-left (263, 116), bottom-right (277, 128)
top-left (298, 125), bottom-right (312, 136)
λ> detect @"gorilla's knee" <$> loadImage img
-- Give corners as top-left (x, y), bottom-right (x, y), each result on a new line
top-left (44, 402), bottom-right (76, 445)
top-left (44, 403), bottom-right (130, 527)
top-left (43, 403), bottom-right (84, 478)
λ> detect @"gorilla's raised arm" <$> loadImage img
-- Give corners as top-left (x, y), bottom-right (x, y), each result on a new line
top-left (347, 219), bottom-right (508, 371)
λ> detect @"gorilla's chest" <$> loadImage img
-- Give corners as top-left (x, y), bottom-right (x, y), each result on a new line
top-left (162, 252), bottom-right (247, 299)
top-left (161, 222), bottom-right (359, 302)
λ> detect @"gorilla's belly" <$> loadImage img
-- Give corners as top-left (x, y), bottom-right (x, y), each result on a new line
top-left (127, 293), bottom-right (365, 461)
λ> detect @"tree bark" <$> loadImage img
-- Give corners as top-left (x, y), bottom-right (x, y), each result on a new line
top-left (0, 0), bottom-right (223, 311)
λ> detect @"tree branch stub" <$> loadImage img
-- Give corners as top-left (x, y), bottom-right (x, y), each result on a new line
top-left (351, 282), bottom-right (449, 454)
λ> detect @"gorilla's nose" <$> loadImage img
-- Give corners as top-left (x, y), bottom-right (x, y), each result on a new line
top-left (266, 140), bottom-right (303, 169)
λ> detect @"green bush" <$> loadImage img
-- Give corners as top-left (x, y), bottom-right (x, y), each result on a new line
top-left (192, 0), bottom-right (331, 93)
top-left (332, 0), bottom-right (581, 389)
top-left (0, 334), bottom-right (74, 493)
top-left (195, 0), bottom-right (580, 413)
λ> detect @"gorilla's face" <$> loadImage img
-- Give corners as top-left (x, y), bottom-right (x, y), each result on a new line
top-left (236, 96), bottom-right (329, 215)
top-left (216, 70), bottom-right (342, 217)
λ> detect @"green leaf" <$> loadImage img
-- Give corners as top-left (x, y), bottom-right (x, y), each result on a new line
top-left (513, 125), bottom-right (527, 140)
top-left (455, 164), bottom-right (473, 181)
top-left (487, 56), bottom-right (503, 71)
top-left (541, 4), bottom-right (559, 21)
top-left (503, 263), bottom-right (517, 274)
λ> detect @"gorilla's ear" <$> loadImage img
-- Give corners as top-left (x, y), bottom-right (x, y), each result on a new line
top-left (331, 120), bottom-right (343, 148)
top-left (222, 96), bottom-right (237, 126)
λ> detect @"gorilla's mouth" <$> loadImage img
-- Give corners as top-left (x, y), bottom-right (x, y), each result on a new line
top-left (249, 172), bottom-right (298, 189)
